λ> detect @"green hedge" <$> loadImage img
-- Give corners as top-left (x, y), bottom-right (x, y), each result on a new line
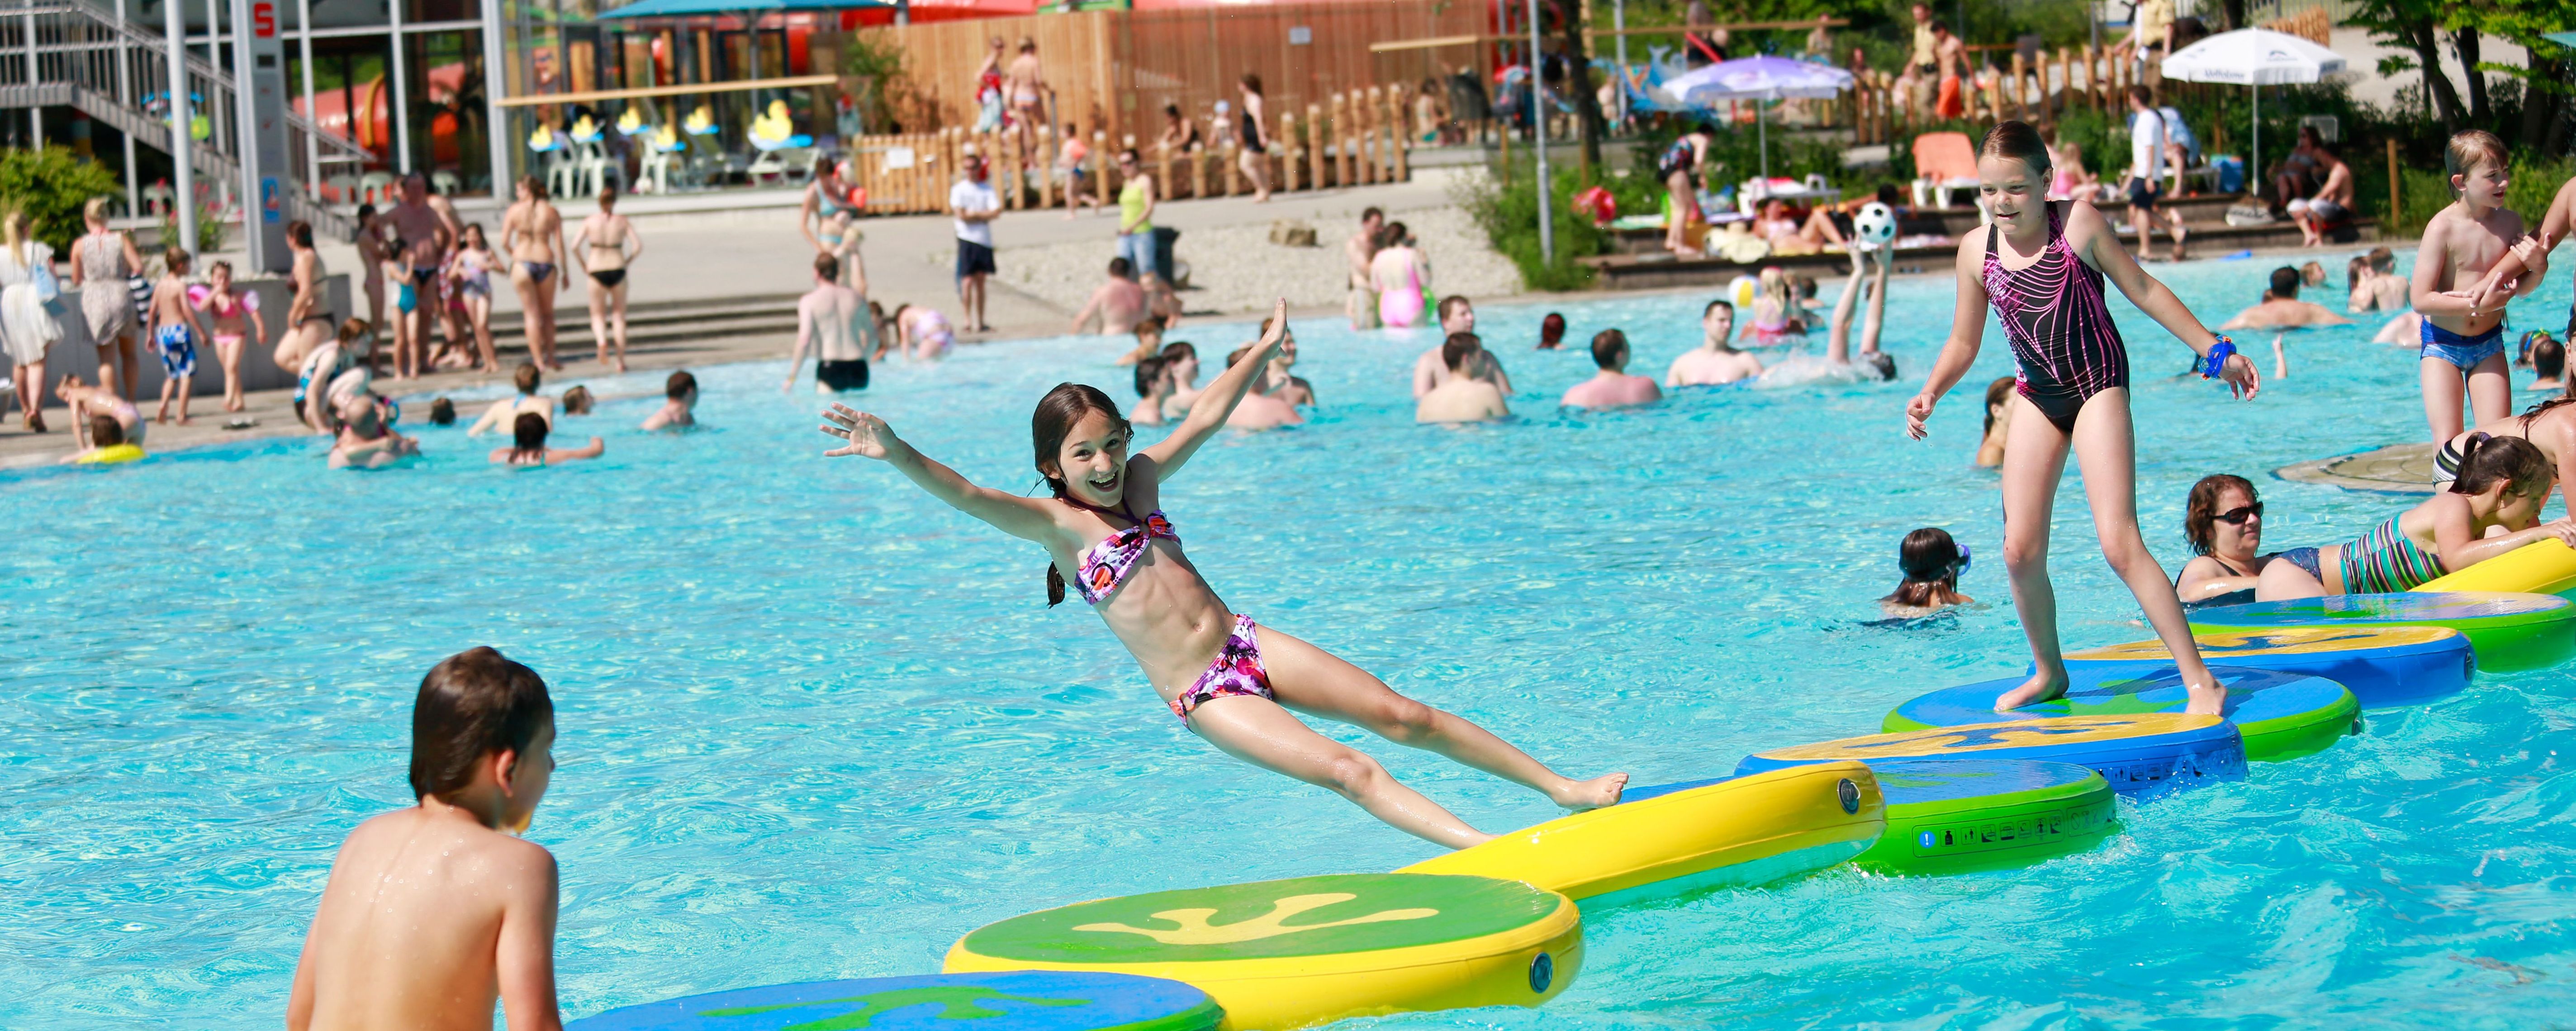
top-left (0, 147), bottom-right (120, 253)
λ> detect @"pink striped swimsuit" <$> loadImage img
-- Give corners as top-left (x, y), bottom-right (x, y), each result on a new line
top-left (1981, 202), bottom-right (2129, 434)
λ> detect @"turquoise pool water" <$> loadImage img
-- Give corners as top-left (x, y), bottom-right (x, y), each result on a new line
top-left (10, 252), bottom-right (2576, 1028)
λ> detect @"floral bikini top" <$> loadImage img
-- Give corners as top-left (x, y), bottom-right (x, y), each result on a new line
top-left (1071, 504), bottom-right (1178, 606)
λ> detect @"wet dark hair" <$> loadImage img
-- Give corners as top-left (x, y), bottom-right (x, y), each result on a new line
top-left (2183, 473), bottom-right (2257, 556)
top-left (1442, 332), bottom-right (1481, 371)
top-left (510, 412), bottom-right (548, 461)
top-left (561, 385), bottom-right (594, 414)
top-left (666, 370), bottom-right (697, 400)
top-left (2536, 336), bottom-right (2567, 382)
top-left (1863, 351), bottom-right (1898, 381)
top-left (1882, 528), bottom-right (1969, 608)
top-left (1159, 340), bottom-right (1196, 363)
top-left (90, 414), bottom-right (123, 447)
top-left (816, 253), bottom-right (840, 281)
top-left (1032, 383), bottom-right (1132, 606)
top-left (514, 362), bottom-right (541, 395)
top-left (1108, 256), bottom-right (1133, 278)
top-left (428, 397), bottom-right (456, 426)
top-left (1541, 312), bottom-right (1566, 346)
top-left (1977, 120), bottom-right (2051, 178)
top-left (2268, 266), bottom-right (2300, 299)
top-left (1875, 183), bottom-right (1901, 206)
top-left (1589, 328), bottom-right (1627, 369)
top-left (1134, 355), bottom-right (1169, 398)
top-left (1704, 298), bottom-right (1734, 319)
top-left (1982, 376), bottom-right (2016, 438)
top-left (287, 220), bottom-right (313, 248)
top-left (1376, 222), bottom-right (1409, 249)
top-left (408, 646), bottom-right (553, 801)
top-left (2449, 433), bottom-right (2552, 497)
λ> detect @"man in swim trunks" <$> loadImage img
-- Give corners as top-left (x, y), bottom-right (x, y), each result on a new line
top-left (389, 174), bottom-right (455, 380)
top-left (1410, 296), bottom-right (1514, 398)
top-left (2287, 131), bottom-right (2355, 248)
top-left (785, 253), bottom-right (874, 394)
top-left (1006, 38), bottom-right (1046, 156)
top-left (1560, 329), bottom-right (1665, 409)
top-left (2123, 86), bottom-right (2187, 262)
top-left (1346, 208), bottom-right (1384, 330)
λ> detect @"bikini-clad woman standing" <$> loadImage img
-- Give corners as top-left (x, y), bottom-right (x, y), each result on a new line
top-left (502, 176), bottom-right (568, 370)
top-left (1237, 73), bottom-right (1272, 203)
top-left (572, 186), bottom-right (642, 373)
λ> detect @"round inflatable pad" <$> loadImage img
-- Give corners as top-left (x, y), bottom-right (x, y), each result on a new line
top-left (2062, 625), bottom-right (2471, 707)
top-left (1855, 759), bottom-right (2117, 875)
top-left (1400, 761), bottom-right (1882, 906)
top-left (1736, 713), bottom-right (2246, 795)
top-left (566, 972), bottom-right (1219, 1031)
top-left (1882, 665), bottom-right (2359, 762)
top-left (944, 873), bottom-right (1579, 1031)
top-left (2190, 591), bottom-right (2576, 673)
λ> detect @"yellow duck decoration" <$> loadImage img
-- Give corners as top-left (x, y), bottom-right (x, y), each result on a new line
top-left (650, 122), bottom-right (684, 153)
top-left (526, 122), bottom-right (559, 152)
top-left (568, 113), bottom-right (602, 144)
top-left (747, 100), bottom-right (814, 152)
top-left (614, 108), bottom-right (644, 136)
top-left (683, 105), bottom-right (716, 136)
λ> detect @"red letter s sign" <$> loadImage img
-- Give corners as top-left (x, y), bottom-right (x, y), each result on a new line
top-left (252, 2), bottom-right (275, 37)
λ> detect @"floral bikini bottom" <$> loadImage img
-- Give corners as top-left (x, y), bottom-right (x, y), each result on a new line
top-left (1170, 614), bottom-right (1277, 722)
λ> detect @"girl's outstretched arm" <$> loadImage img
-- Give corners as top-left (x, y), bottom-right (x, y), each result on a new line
top-left (2075, 203), bottom-right (2258, 398)
top-left (820, 404), bottom-right (1060, 542)
top-left (2434, 497), bottom-right (2576, 569)
top-left (1906, 230), bottom-right (1996, 438)
top-left (1140, 299), bottom-right (1288, 479)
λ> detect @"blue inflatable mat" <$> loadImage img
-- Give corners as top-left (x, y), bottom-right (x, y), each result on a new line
top-left (567, 971), bottom-right (1222, 1031)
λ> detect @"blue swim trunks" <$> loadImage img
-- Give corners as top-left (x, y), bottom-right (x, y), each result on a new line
top-left (153, 323), bottom-right (196, 377)
top-left (2421, 319), bottom-right (2505, 370)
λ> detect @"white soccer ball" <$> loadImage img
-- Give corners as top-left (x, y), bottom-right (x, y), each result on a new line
top-left (1854, 202), bottom-right (1899, 249)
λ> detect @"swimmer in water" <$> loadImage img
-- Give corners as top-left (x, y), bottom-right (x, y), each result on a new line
top-left (285, 647), bottom-right (563, 1031)
top-left (329, 392), bottom-right (420, 470)
top-left (2259, 435), bottom-right (2576, 599)
top-left (1906, 121), bottom-right (2258, 716)
top-left (1416, 333), bottom-right (1509, 423)
top-left (2217, 266), bottom-right (2351, 378)
top-left (493, 412), bottom-right (605, 466)
top-left (640, 371), bottom-right (697, 431)
top-left (819, 301), bottom-right (1623, 848)
top-left (1158, 341), bottom-right (1203, 418)
top-left (1411, 296), bottom-right (1511, 398)
top-left (1129, 354), bottom-right (1173, 428)
top-left (1879, 527), bottom-right (1974, 617)
top-left (1559, 329), bottom-right (1663, 409)
top-left (2529, 333), bottom-right (2567, 394)
top-left (429, 398), bottom-right (456, 426)
top-left (469, 363), bottom-right (557, 437)
top-left (1739, 266), bottom-right (1804, 346)
top-left (1974, 375), bottom-right (2014, 467)
top-left (2173, 474), bottom-right (2277, 606)
top-left (1665, 300), bottom-right (1762, 386)
top-left (1535, 312), bottom-right (1566, 350)
top-left (1262, 334), bottom-right (1315, 407)
top-left (1223, 341), bottom-right (1304, 430)
top-left (560, 385), bottom-right (595, 415)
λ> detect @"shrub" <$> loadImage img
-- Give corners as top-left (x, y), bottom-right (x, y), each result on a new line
top-left (0, 147), bottom-right (121, 253)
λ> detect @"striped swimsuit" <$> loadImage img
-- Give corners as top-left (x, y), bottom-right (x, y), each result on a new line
top-left (2336, 516), bottom-right (2446, 594)
top-left (1982, 203), bottom-right (2130, 434)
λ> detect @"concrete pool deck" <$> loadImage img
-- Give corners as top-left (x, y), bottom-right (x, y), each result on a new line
top-left (2275, 442), bottom-right (2441, 495)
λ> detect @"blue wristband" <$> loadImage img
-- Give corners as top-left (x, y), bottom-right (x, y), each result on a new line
top-left (2201, 336), bottom-right (2236, 379)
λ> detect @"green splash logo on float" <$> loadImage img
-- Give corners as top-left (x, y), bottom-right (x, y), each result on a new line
top-left (1074, 893), bottom-right (1437, 945)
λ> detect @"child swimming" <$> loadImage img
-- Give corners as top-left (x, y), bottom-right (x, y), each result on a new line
top-left (286, 647), bottom-right (560, 1031)
top-left (493, 411), bottom-right (605, 467)
top-left (819, 302), bottom-right (1622, 847)
top-left (2410, 131), bottom-right (2534, 444)
top-left (1906, 121), bottom-right (2258, 716)
top-left (640, 370), bottom-right (698, 431)
top-left (2258, 435), bottom-right (2576, 599)
top-left (1880, 528), bottom-right (1974, 617)
top-left (2217, 266), bottom-right (2352, 378)
top-left (1129, 354), bottom-right (1173, 428)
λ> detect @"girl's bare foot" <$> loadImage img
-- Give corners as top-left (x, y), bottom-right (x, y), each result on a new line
top-left (2183, 675), bottom-right (2227, 716)
top-left (1550, 772), bottom-right (1628, 811)
top-left (1993, 670), bottom-right (2068, 712)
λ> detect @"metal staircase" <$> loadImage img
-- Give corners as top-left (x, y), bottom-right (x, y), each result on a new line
top-left (0, 0), bottom-right (370, 239)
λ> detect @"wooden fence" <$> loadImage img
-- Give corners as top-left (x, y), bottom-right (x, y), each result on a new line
top-left (1847, 46), bottom-right (2164, 145)
top-left (843, 81), bottom-right (1415, 214)
top-left (853, 0), bottom-right (1484, 143)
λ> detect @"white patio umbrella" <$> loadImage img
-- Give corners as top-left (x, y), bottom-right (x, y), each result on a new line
top-left (2160, 28), bottom-right (2347, 196)
top-left (1658, 55), bottom-right (1853, 182)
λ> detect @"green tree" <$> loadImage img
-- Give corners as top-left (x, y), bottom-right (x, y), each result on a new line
top-left (2347, 0), bottom-right (2466, 133)
top-left (0, 147), bottom-right (122, 253)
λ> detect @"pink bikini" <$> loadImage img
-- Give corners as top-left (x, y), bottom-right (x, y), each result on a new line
top-left (1067, 500), bottom-right (1276, 722)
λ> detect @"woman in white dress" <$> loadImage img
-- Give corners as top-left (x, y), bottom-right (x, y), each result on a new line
top-left (0, 210), bottom-right (63, 431)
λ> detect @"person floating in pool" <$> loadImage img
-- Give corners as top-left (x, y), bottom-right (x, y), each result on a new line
top-left (492, 412), bottom-right (604, 467)
top-left (330, 392), bottom-right (419, 470)
top-left (2529, 333), bottom-right (2567, 396)
top-left (1974, 376), bottom-right (2015, 468)
top-left (287, 647), bottom-right (562, 1031)
top-left (2258, 435), bottom-right (2576, 599)
top-left (1559, 329), bottom-right (1662, 409)
top-left (1879, 527), bottom-right (1974, 617)
top-left (1905, 120), bottom-right (2258, 716)
top-left (1665, 300), bottom-right (1762, 387)
top-left (2217, 266), bottom-right (2351, 379)
top-left (820, 301), bottom-right (1623, 848)
top-left (1417, 333), bottom-right (1509, 424)
top-left (2435, 384), bottom-right (2576, 507)
top-left (2174, 474), bottom-right (2277, 606)
top-left (1221, 342), bottom-right (1303, 431)
top-left (1411, 297), bottom-right (1510, 399)
top-left (640, 371), bottom-right (697, 431)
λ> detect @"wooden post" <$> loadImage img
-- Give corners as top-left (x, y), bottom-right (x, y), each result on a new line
top-left (2388, 137), bottom-right (2401, 221)
top-left (1306, 101), bottom-right (1326, 190)
top-left (1158, 131), bottom-right (1175, 201)
top-left (1037, 124), bottom-right (1056, 209)
top-left (1191, 141), bottom-right (1208, 200)
top-left (1390, 89), bottom-right (1409, 182)
top-left (1223, 138), bottom-right (1242, 196)
top-left (1357, 87), bottom-right (1376, 185)
top-left (1091, 130), bottom-right (1109, 208)
top-left (1276, 111), bottom-right (1297, 192)
top-left (1498, 113), bottom-right (1511, 187)
top-left (1333, 92), bottom-right (1354, 188)
top-left (2009, 52), bottom-right (2026, 121)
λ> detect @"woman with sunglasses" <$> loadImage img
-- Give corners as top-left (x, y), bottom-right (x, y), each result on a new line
top-left (2177, 474), bottom-right (2276, 605)
top-left (1881, 527), bottom-right (1975, 617)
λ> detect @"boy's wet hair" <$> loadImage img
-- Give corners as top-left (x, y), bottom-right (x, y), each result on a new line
top-left (815, 252), bottom-right (840, 281)
top-left (2367, 246), bottom-right (2395, 271)
top-left (1590, 328), bottom-right (1627, 369)
top-left (2535, 336), bottom-right (2567, 381)
top-left (512, 412), bottom-right (548, 455)
top-left (2268, 266), bottom-right (2300, 299)
top-left (2444, 130), bottom-right (2510, 192)
top-left (561, 385), bottom-right (594, 414)
top-left (1977, 120), bottom-right (2051, 178)
top-left (666, 370), bottom-right (697, 400)
top-left (2449, 433), bottom-right (2552, 497)
top-left (409, 646), bottom-right (554, 801)
top-left (1442, 332), bottom-right (1481, 371)
top-left (90, 414), bottom-right (123, 447)
top-left (428, 397), bottom-right (456, 426)
top-left (515, 363), bottom-right (541, 395)
top-left (1159, 340), bottom-right (1195, 362)
top-left (1133, 354), bottom-right (1168, 398)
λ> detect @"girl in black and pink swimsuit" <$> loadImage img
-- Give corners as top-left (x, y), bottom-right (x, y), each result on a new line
top-left (1906, 121), bottom-right (2260, 718)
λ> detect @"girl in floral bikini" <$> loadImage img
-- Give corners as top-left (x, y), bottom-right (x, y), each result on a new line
top-left (819, 300), bottom-right (1626, 848)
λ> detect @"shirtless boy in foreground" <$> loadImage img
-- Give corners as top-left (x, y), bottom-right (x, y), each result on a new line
top-left (288, 646), bottom-right (561, 1031)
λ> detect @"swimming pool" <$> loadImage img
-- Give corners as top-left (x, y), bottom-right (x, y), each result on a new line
top-left (9, 251), bottom-right (2576, 1028)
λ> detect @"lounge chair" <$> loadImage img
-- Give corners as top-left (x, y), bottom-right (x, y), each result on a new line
top-left (1908, 131), bottom-right (1981, 211)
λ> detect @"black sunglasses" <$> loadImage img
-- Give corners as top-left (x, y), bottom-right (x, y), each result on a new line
top-left (2214, 503), bottom-right (2264, 525)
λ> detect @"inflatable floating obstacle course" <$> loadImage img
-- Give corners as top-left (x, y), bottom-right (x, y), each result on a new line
top-left (2190, 592), bottom-right (2576, 673)
top-left (2412, 538), bottom-right (2576, 598)
top-left (2062, 626), bottom-right (2470, 708)
top-left (944, 873), bottom-right (1578, 1031)
top-left (1881, 666), bottom-right (2359, 762)
top-left (1736, 713), bottom-right (2248, 794)
top-left (1399, 761), bottom-right (1883, 906)
top-left (563, 971), bottom-right (1221, 1031)
top-left (1855, 759), bottom-right (2117, 875)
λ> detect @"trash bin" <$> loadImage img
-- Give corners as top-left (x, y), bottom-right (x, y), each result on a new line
top-left (1153, 226), bottom-right (1182, 287)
